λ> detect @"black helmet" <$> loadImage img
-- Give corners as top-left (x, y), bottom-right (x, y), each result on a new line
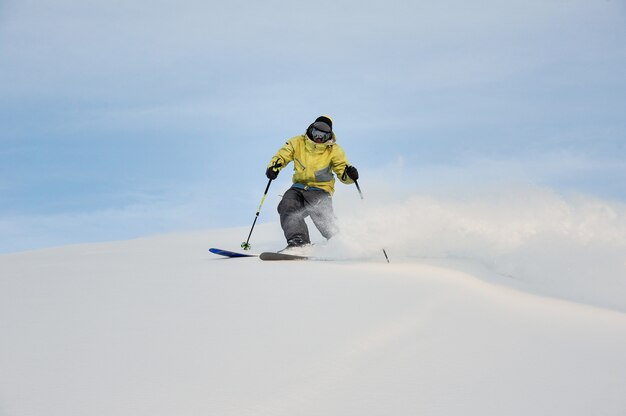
top-left (315, 115), bottom-right (333, 129)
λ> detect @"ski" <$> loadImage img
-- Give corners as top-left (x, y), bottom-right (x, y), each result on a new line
top-left (259, 252), bottom-right (309, 261)
top-left (209, 248), bottom-right (257, 258)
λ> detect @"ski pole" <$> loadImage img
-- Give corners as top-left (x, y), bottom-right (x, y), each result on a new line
top-left (353, 179), bottom-right (389, 263)
top-left (241, 177), bottom-right (273, 250)
top-left (354, 179), bottom-right (364, 200)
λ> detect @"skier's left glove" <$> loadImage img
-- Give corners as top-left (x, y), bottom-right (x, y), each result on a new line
top-left (344, 165), bottom-right (359, 181)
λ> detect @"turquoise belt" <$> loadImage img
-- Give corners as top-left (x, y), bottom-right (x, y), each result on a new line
top-left (292, 183), bottom-right (327, 192)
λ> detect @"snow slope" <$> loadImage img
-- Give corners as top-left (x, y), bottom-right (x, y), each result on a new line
top-left (1, 221), bottom-right (626, 416)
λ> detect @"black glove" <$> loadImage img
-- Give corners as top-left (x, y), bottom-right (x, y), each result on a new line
top-left (266, 165), bottom-right (279, 180)
top-left (344, 165), bottom-right (359, 181)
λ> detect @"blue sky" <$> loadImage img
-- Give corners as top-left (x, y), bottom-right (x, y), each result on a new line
top-left (1, 0), bottom-right (625, 253)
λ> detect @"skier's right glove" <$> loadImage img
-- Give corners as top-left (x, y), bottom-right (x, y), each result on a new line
top-left (266, 165), bottom-right (280, 180)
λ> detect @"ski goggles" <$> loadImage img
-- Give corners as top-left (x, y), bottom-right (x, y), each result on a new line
top-left (310, 124), bottom-right (332, 143)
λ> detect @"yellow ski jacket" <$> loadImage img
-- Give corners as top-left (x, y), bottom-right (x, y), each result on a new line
top-left (267, 133), bottom-right (354, 195)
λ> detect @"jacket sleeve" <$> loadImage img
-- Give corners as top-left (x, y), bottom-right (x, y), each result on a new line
top-left (268, 138), bottom-right (296, 171)
top-left (331, 145), bottom-right (355, 185)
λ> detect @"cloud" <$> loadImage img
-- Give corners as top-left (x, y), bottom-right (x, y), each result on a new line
top-left (0, 182), bottom-right (230, 253)
top-left (1, 0), bottom-right (625, 254)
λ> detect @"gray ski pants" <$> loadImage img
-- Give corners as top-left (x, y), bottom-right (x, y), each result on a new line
top-left (277, 187), bottom-right (338, 244)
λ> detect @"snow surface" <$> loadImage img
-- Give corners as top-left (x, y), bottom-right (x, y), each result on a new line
top-left (2, 205), bottom-right (626, 415)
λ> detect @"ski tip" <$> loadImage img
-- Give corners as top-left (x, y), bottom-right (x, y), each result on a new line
top-left (209, 248), bottom-right (257, 258)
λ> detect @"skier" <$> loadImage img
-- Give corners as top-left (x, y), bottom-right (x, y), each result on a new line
top-left (266, 115), bottom-right (359, 253)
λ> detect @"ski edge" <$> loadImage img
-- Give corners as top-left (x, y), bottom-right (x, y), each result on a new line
top-left (259, 252), bottom-right (309, 261)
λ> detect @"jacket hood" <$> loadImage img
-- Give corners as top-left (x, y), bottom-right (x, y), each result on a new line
top-left (304, 132), bottom-right (336, 153)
